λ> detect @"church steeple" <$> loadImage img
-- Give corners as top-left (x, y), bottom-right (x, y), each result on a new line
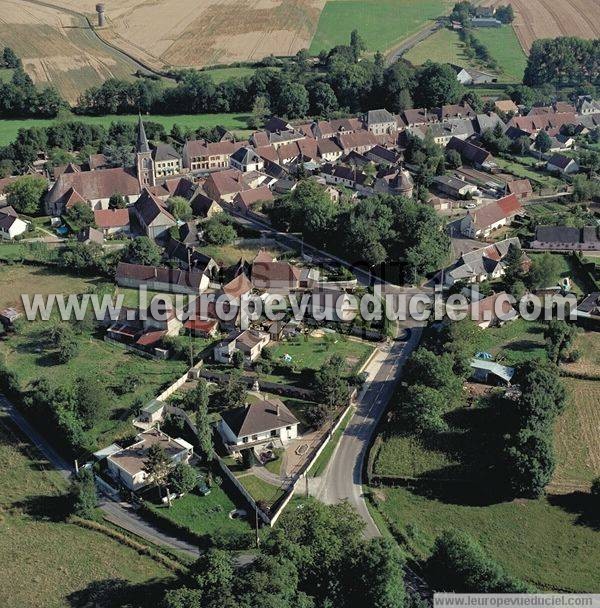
top-left (136, 113), bottom-right (150, 154)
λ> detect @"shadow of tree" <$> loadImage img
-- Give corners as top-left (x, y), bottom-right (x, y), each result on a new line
top-left (547, 492), bottom-right (600, 531)
top-left (12, 493), bottom-right (71, 522)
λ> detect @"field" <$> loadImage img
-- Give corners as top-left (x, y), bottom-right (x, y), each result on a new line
top-left (0, 0), bottom-right (144, 103)
top-left (486, 0), bottom-right (600, 53)
top-left (0, 416), bottom-right (172, 608)
top-left (55, 0), bottom-right (324, 71)
top-left (552, 378), bottom-right (600, 491)
top-left (404, 26), bottom-right (526, 82)
top-left (0, 112), bottom-right (252, 147)
top-left (374, 486), bottom-right (600, 592)
top-left (310, 0), bottom-right (452, 54)
top-left (561, 331), bottom-right (600, 378)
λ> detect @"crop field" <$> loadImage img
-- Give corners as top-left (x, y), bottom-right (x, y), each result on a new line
top-left (0, 113), bottom-right (252, 147)
top-left (57, 0), bottom-right (325, 71)
top-left (404, 25), bottom-right (525, 82)
top-left (552, 378), bottom-right (600, 492)
top-left (0, 0), bottom-right (143, 103)
top-left (0, 416), bottom-right (172, 608)
top-left (486, 0), bottom-right (600, 52)
top-left (310, 0), bottom-right (452, 54)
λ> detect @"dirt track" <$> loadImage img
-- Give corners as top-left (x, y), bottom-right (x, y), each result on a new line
top-left (487, 0), bottom-right (600, 52)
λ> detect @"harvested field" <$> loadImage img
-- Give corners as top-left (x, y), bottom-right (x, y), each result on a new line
top-left (0, 0), bottom-right (142, 103)
top-left (58, 0), bottom-right (325, 70)
top-left (485, 0), bottom-right (600, 52)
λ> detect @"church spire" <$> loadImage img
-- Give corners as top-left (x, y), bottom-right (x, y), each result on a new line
top-left (136, 113), bottom-right (150, 154)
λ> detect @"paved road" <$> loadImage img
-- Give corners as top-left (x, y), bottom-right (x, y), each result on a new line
top-left (0, 394), bottom-right (201, 559)
top-left (385, 22), bottom-right (442, 65)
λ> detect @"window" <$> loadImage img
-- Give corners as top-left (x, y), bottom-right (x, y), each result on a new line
top-left (271, 430), bottom-right (278, 437)
top-left (252, 435), bottom-right (258, 441)
top-left (242, 437), bottom-right (249, 443)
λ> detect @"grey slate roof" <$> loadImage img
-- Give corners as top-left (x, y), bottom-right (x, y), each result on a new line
top-left (221, 398), bottom-right (298, 438)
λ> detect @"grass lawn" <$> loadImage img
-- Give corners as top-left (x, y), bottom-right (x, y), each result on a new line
top-left (264, 448), bottom-right (285, 475)
top-left (309, 0), bottom-right (452, 54)
top-left (202, 66), bottom-right (257, 83)
top-left (474, 318), bottom-right (548, 365)
top-left (0, 416), bottom-right (172, 608)
top-left (0, 112), bottom-right (252, 147)
top-left (374, 486), bottom-right (600, 592)
top-left (475, 26), bottom-right (527, 83)
top-left (561, 331), bottom-right (600, 378)
top-left (309, 406), bottom-right (354, 477)
top-left (0, 317), bottom-right (186, 448)
top-left (553, 377), bottom-right (600, 488)
top-left (495, 157), bottom-right (563, 190)
top-left (237, 474), bottom-right (286, 507)
top-left (528, 252), bottom-right (597, 296)
top-left (197, 243), bottom-right (287, 268)
top-left (146, 475), bottom-right (251, 538)
top-left (259, 335), bottom-right (373, 388)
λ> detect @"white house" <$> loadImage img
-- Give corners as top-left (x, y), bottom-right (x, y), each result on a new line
top-left (219, 398), bottom-right (299, 451)
top-left (546, 154), bottom-right (579, 175)
top-left (106, 429), bottom-right (193, 491)
top-left (213, 329), bottom-right (270, 365)
top-left (229, 147), bottom-right (264, 173)
top-left (459, 193), bottom-right (524, 239)
top-left (0, 206), bottom-right (27, 240)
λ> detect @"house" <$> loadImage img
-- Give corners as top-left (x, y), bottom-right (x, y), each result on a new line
top-left (494, 99), bottom-right (519, 115)
top-left (251, 260), bottom-right (306, 293)
top-left (321, 163), bottom-right (371, 192)
top-left (133, 189), bottom-right (177, 241)
top-left (149, 143), bottom-right (182, 180)
top-left (213, 329), bottom-right (270, 365)
top-left (0, 206), bottom-right (27, 240)
top-left (530, 226), bottom-right (600, 251)
top-left (444, 237), bottom-right (525, 286)
top-left (579, 98), bottom-right (600, 115)
top-left (470, 17), bottom-right (502, 27)
top-left (506, 179), bottom-right (533, 201)
top-left (375, 168), bottom-right (414, 198)
top-left (334, 131), bottom-right (378, 155)
top-left (546, 153), bottom-right (579, 175)
top-left (203, 169), bottom-right (250, 203)
top-left (138, 400), bottom-right (165, 425)
top-left (453, 66), bottom-right (497, 85)
top-left (183, 316), bottom-right (219, 338)
top-left (414, 119), bottom-right (475, 146)
top-left (106, 429), bottom-right (193, 491)
top-left (548, 134), bottom-right (575, 152)
top-left (116, 262), bottom-right (210, 295)
top-left (311, 287), bottom-right (358, 322)
top-left (364, 109), bottom-right (398, 136)
top-left (77, 226), bottom-right (104, 245)
top-left (165, 239), bottom-right (219, 277)
top-left (365, 145), bottom-right (401, 166)
top-left (475, 112), bottom-right (506, 135)
top-left (434, 103), bottom-right (476, 122)
top-left (229, 147), bottom-right (264, 173)
top-left (219, 398), bottom-right (299, 451)
top-left (94, 208), bottom-right (131, 236)
top-left (403, 108), bottom-right (438, 127)
top-left (470, 359), bottom-right (515, 385)
top-left (45, 167), bottom-right (141, 216)
top-left (459, 193), bottom-right (524, 238)
top-left (468, 292), bottom-right (518, 329)
top-left (190, 191), bottom-right (222, 218)
top-left (446, 137), bottom-right (494, 169)
top-left (182, 140), bottom-right (244, 171)
top-left (233, 186), bottom-right (274, 215)
top-left (433, 175), bottom-right (479, 199)
top-left (317, 138), bottom-right (344, 162)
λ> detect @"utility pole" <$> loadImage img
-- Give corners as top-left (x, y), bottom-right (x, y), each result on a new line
top-left (255, 508), bottom-right (260, 548)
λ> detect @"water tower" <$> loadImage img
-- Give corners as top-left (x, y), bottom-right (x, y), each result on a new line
top-left (96, 3), bottom-right (106, 27)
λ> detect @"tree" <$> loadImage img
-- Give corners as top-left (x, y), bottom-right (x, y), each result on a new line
top-left (170, 462), bottom-right (198, 495)
top-left (503, 429), bottom-right (555, 498)
top-left (400, 384), bottom-right (448, 434)
top-left (203, 215), bottom-right (236, 245)
top-left (503, 242), bottom-right (525, 288)
top-left (274, 80), bottom-right (309, 118)
top-left (307, 80), bottom-right (338, 117)
top-left (496, 4), bottom-right (515, 23)
top-left (350, 29), bottom-right (367, 62)
top-left (427, 529), bottom-right (529, 592)
top-left (143, 443), bottom-right (171, 499)
top-left (108, 193), bottom-right (126, 209)
top-left (74, 376), bottom-right (109, 429)
top-left (440, 318), bottom-right (482, 377)
top-left (65, 202), bottom-right (95, 231)
top-left (248, 95), bottom-right (270, 130)
top-left (314, 354), bottom-right (350, 408)
top-left (2, 46), bottom-right (21, 69)
top-left (69, 468), bottom-right (97, 519)
top-left (194, 382), bottom-right (213, 461)
top-left (528, 251), bottom-right (562, 289)
top-left (544, 320), bottom-right (578, 364)
top-left (213, 369), bottom-right (247, 410)
top-left (124, 236), bottom-right (161, 266)
top-left (45, 323), bottom-right (80, 363)
top-left (168, 196), bottom-right (193, 221)
top-left (534, 130), bottom-right (552, 158)
top-left (232, 349), bottom-right (245, 369)
top-left (413, 61), bottom-right (465, 108)
top-left (445, 149), bottom-right (462, 169)
top-left (189, 549), bottom-right (235, 605)
top-left (5, 175), bottom-right (47, 214)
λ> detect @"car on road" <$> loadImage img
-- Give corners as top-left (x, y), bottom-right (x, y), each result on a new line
top-left (464, 202), bottom-right (477, 209)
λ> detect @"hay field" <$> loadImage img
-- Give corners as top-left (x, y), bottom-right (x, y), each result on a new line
top-left (59, 0), bottom-right (325, 70)
top-left (486, 0), bottom-right (600, 52)
top-left (0, 0), bottom-right (142, 103)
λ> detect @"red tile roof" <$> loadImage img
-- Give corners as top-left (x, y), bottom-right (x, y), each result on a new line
top-left (94, 208), bottom-right (130, 229)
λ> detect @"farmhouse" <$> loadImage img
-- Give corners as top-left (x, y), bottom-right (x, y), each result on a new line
top-left (46, 167), bottom-right (141, 215)
top-left (453, 65), bottom-right (497, 85)
top-left (213, 329), bottom-right (270, 365)
top-left (459, 193), bottom-right (524, 238)
top-left (446, 137), bottom-right (494, 169)
top-left (0, 206), bottom-right (27, 240)
top-left (444, 237), bottom-right (525, 286)
top-left (219, 398), bottom-right (299, 451)
top-left (230, 147), bottom-right (265, 173)
top-left (133, 189), bottom-right (177, 241)
top-left (77, 226), bottom-right (104, 245)
top-left (433, 175), bottom-right (479, 199)
top-left (530, 226), bottom-right (600, 251)
top-left (116, 262), bottom-right (210, 295)
top-left (94, 208), bottom-right (131, 237)
top-left (106, 429), bottom-right (193, 491)
top-left (494, 99), bottom-right (519, 115)
top-left (468, 292), bottom-right (518, 329)
top-left (546, 154), bottom-right (579, 175)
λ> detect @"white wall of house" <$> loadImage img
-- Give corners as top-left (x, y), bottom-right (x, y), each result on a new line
top-left (219, 419), bottom-right (298, 448)
top-left (0, 217), bottom-right (27, 240)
